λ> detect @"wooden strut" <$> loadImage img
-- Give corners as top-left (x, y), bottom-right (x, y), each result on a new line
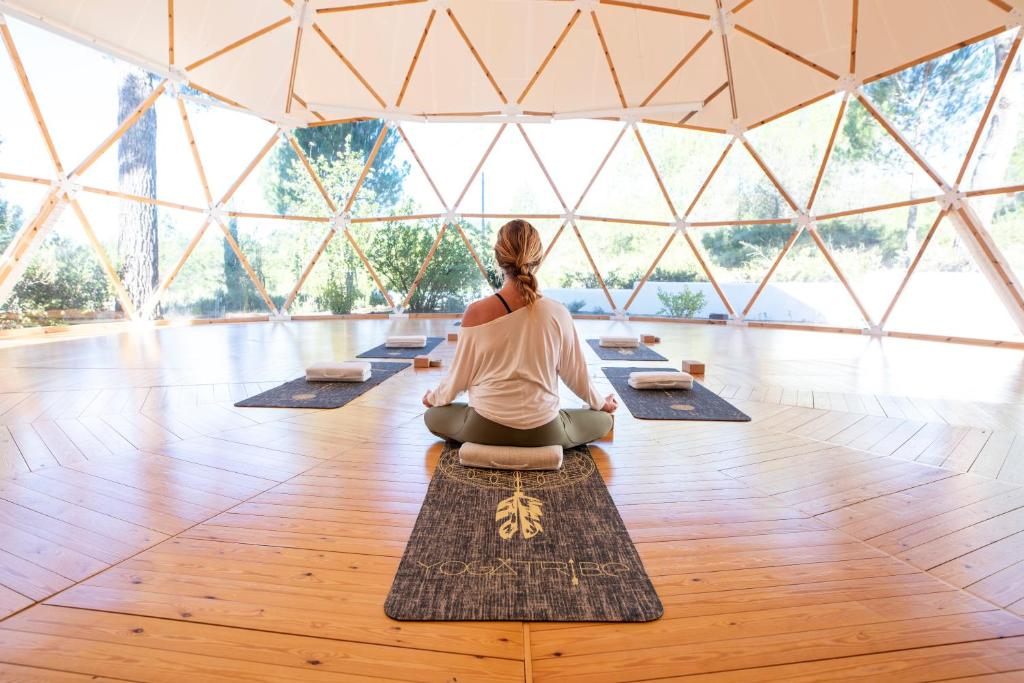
top-left (402, 223), bottom-right (449, 309)
top-left (213, 215), bottom-right (279, 313)
top-left (681, 227), bottom-right (736, 317)
top-left (517, 9), bottom-right (581, 104)
top-left (317, 0), bottom-right (426, 14)
top-left (600, 1), bottom-right (710, 20)
top-left (742, 139), bottom-right (799, 213)
top-left (447, 8), bottom-right (508, 104)
top-left (622, 229), bottom-right (677, 311)
top-left (185, 18), bottom-right (291, 72)
top-left (806, 95), bottom-right (849, 210)
top-left (685, 138), bottom-right (734, 217)
top-left (957, 29), bottom-right (1022, 186)
top-left (641, 31), bottom-right (713, 107)
top-left (807, 225), bottom-right (875, 326)
top-left (742, 225), bottom-right (804, 316)
top-left (284, 5), bottom-right (306, 114)
top-left (855, 94), bottom-right (945, 188)
top-left (167, 0), bottom-right (175, 66)
top-left (591, 11), bottom-right (628, 108)
top-left (733, 25), bottom-right (839, 80)
top-left (68, 200), bottom-right (138, 320)
top-left (396, 126), bottom-right (450, 209)
top-left (573, 124), bottom-right (628, 211)
top-left (0, 23), bottom-right (63, 173)
top-left (716, 0), bottom-right (739, 120)
top-left (849, 0), bottom-right (859, 74)
top-left (571, 222), bottom-right (616, 311)
top-left (176, 99), bottom-right (213, 205)
top-left (517, 125), bottom-right (569, 210)
top-left (880, 209), bottom-right (947, 326)
top-left (312, 24), bottom-right (388, 107)
top-left (395, 8), bottom-right (435, 107)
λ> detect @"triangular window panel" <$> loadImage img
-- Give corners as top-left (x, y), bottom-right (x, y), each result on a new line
top-left (230, 135), bottom-right (327, 217)
top-left (535, 220), bottom-right (611, 315)
top-left (231, 217), bottom-right (330, 309)
top-left (158, 219), bottom-right (268, 319)
top-left (183, 98), bottom-right (278, 205)
top-left (7, 18), bottom-right (123, 171)
top-left (350, 218), bottom-right (487, 313)
top-left (0, 208), bottom-right (125, 329)
top-left (517, 121), bottom-right (623, 211)
top-left (886, 213), bottom-right (1023, 341)
top-left (400, 121), bottom-right (500, 210)
top-left (461, 126), bottom-right (564, 215)
top-left (290, 226), bottom-right (390, 316)
top-left (399, 8), bottom-right (507, 113)
top-left (972, 192), bottom-right (1024, 296)
top-left (385, 126), bottom-right (447, 217)
top-left (861, 32), bottom-right (1002, 187)
top-left (175, 1), bottom-right (290, 74)
top-left (576, 128), bottom-right (675, 222)
top-left (746, 94), bottom-right (845, 211)
top-left (812, 97), bottom-right (944, 216)
top-left (576, 220), bottom-right (667, 311)
top-left (638, 123), bottom-right (730, 220)
top-left (961, 34), bottom-right (1024, 193)
top-left (815, 203), bottom-right (942, 324)
top-left (0, 182), bottom-right (51, 255)
top-left (0, 34), bottom-right (55, 180)
top-left (744, 229), bottom-right (867, 327)
top-left (288, 121), bottom-right (402, 215)
top-left (626, 230), bottom-right (734, 320)
top-left (76, 93), bottom-right (210, 210)
top-left (688, 142), bottom-right (791, 222)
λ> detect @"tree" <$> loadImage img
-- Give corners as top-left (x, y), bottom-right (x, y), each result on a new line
top-left (657, 286), bottom-right (706, 318)
top-left (273, 120), bottom-right (406, 211)
top-left (116, 64), bottom-right (159, 313)
top-left (362, 221), bottom-right (483, 312)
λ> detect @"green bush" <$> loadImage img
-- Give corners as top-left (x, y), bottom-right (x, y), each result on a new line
top-left (656, 286), bottom-right (706, 318)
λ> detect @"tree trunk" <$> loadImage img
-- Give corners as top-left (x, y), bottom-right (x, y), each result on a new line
top-left (969, 35), bottom-right (1022, 226)
top-left (117, 65), bottom-right (159, 315)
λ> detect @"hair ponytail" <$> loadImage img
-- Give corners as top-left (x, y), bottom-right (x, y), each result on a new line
top-left (494, 219), bottom-right (543, 306)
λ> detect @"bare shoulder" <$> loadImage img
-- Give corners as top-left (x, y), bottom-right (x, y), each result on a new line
top-left (460, 297), bottom-right (499, 328)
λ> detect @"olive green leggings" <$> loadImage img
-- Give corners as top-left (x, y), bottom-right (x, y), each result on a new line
top-left (424, 403), bottom-right (612, 449)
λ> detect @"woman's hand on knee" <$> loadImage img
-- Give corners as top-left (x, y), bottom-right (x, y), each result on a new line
top-left (600, 394), bottom-right (618, 413)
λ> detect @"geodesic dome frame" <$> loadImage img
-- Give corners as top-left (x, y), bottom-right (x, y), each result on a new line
top-left (1, 0), bottom-right (1023, 346)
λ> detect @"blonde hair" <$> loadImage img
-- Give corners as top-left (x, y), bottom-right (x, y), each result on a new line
top-left (494, 219), bottom-right (543, 306)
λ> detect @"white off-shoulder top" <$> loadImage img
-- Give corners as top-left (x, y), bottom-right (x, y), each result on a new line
top-left (426, 297), bottom-right (604, 429)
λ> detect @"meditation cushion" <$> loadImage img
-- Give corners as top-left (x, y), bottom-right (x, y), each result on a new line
top-left (386, 335), bottom-right (427, 348)
top-left (306, 361), bottom-right (372, 382)
top-left (458, 442), bottom-right (563, 471)
top-left (628, 370), bottom-right (693, 390)
top-left (599, 334), bottom-right (640, 348)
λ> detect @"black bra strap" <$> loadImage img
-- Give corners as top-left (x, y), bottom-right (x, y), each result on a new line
top-left (494, 292), bottom-right (512, 314)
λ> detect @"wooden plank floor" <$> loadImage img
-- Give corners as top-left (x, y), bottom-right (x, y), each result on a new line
top-left (0, 319), bottom-right (1023, 681)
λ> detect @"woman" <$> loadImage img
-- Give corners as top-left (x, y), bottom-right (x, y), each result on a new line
top-left (423, 219), bottom-right (617, 448)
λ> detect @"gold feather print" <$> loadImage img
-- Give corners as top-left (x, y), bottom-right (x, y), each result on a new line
top-left (496, 473), bottom-right (544, 540)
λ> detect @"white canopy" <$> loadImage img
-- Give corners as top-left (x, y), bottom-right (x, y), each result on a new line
top-left (1, 0), bottom-right (1020, 130)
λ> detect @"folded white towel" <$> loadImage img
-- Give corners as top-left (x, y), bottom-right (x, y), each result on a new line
top-left (306, 361), bottom-right (372, 382)
top-left (599, 334), bottom-right (640, 348)
top-left (628, 370), bottom-right (693, 390)
top-left (386, 335), bottom-right (427, 348)
top-left (459, 443), bottom-right (563, 471)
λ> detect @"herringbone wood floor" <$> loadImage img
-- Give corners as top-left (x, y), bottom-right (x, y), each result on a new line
top-left (0, 318), bottom-right (1023, 681)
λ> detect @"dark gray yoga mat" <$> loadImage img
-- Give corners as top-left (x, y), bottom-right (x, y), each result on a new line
top-left (357, 336), bottom-right (444, 359)
top-left (234, 362), bottom-right (410, 408)
top-left (602, 366), bottom-right (751, 422)
top-left (586, 339), bottom-right (667, 362)
top-left (384, 443), bottom-right (663, 622)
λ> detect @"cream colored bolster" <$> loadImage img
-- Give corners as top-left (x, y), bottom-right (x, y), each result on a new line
top-left (458, 443), bottom-right (564, 471)
top-left (386, 335), bottom-right (427, 348)
top-left (306, 361), bottom-right (372, 382)
top-left (599, 335), bottom-right (640, 348)
top-left (628, 370), bottom-right (693, 389)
